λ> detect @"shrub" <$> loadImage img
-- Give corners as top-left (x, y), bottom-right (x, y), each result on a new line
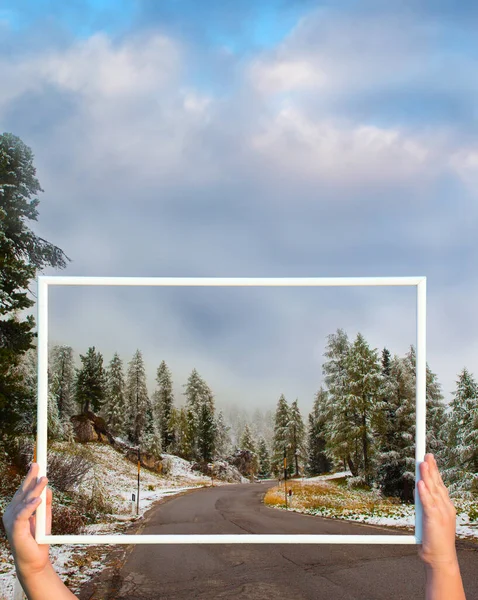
top-left (47, 446), bottom-right (94, 493)
top-left (51, 505), bottom-right (85, 535)
top-left (75, 470), bottom-right (114, 523)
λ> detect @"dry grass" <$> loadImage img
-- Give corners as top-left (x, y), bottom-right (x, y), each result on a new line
top-left (264, 479), bottom-right (405, 520)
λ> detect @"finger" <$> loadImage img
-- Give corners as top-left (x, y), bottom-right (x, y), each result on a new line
top-left (417, 479), bottom-right (437, 512)
top-left (422, 456), bottom-right (439, 497)
top-left (14, 495), bottom-right (43, 524)
top-left (20, 463), bottom-right (40, 495)
top-left (429, 455), bottom-right (454, 510)
top-left (427, 454), bottom-right (442, 490)
top-left (24, 477), bottom-right (49, 504)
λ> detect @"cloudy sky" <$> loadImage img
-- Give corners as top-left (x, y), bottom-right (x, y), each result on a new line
top-left (2, 0), bottom-right (478, 414)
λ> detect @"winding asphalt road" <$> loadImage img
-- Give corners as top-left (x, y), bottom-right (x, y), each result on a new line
top-left (81, 482), bottom-right (478, 600)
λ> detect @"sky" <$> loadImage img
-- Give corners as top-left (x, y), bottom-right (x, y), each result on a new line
top-left (2, 0), bottom-right (478, 415)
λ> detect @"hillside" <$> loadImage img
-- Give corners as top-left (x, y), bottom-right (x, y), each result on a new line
top-left (0, 441), bottom-right (223, 599)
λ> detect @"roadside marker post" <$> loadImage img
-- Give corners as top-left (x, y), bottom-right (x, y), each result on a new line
top-left (137, 448), bottom-right (141, 515)
top-left (284, 448), bottom-right (288, 510)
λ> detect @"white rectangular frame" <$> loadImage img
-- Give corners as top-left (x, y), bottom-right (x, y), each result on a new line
top-left (36, 276), bottom-right (426, 545)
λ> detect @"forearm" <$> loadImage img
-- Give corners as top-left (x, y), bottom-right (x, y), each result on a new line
top-left (425, 560), bottom-right (466, 600)
top-left (16, 562), bottom-right (78, 600)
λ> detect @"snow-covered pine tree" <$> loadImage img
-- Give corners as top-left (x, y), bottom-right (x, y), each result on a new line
top-left (125, 349), bottom-right (152, 446)
top-left (289, 399), bottom-right (306, 476)
top-left (143, 421), bottom-right (163, 460)
top-left (215, 411), bottom-right (231, 457)
top-left (442, 368), bottom-right (478, 496)
top-left (258, 438), bottom-right (271, 477)
top-left (375, 354), bottom-right (416, 500)
top-left (345, 333), bottom-right (381, 484)
top-left (184, 368), bottom-right (215, 460)
top-left (322, 329), bottom-right (356, 474)
top-left (197, 401), bottom-right (216, 463)
top-left (272, 394), bottom-right (292, 475)
top-left (49, 345), bottom-right (75, 421)
top-left (240, 423), bottom-right (256, 453)
top-left (75, 347), bottom-right (106, 414)
top-left (152, 360), bottom-right (175, 450)
top-left (404, 346), bottom-right (447, 458)
top-left (307, 387), bottom-right (333, 475)
top-left (18, 347), bottom-right (63, 439)
top-left (103, 353), bottom-right (126, 438)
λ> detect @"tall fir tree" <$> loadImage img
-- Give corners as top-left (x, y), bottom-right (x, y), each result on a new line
top-left (442, 368), bottom-right (478, 496)
top-left (152, 360), bottom-right (175, 450)
top-left (322, 329), bottom-right (355, 474)
top-left (258, 438), bottom-right (271, 477)
top-left (240, 423), bottom-right (256, 453)
top-left (197, 402), bottom-right (216, 462)
top-left (49, 345), bottom-right (75, 421)
top-left (75, 347), bottom-right (106, 414)
top-left (0, 133), bottom-right (69, 437)
top-left (375, 354), bottom-right (416, 500)
top-left (215, 411), bottom-right (231, 457)
top-left (125, 350), bottom-right (153, 446)
top-left (103, 353), bottom-right (126, 437)
top-left (307, 387), bottom-right (333, 475)
top-left (289, 399), bottom-right (306, 476)
top-left (184, 368), bottom-right (214, 460)
top-left (272, 394), bottom-right (293, 475)
top-left (345, 333), bottom-right (381, 484)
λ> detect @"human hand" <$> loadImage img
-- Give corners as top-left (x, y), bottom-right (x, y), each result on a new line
top-left (417, 453), bottom-right (458, 569)
top-left (1, 463), bottom-right (52, 578)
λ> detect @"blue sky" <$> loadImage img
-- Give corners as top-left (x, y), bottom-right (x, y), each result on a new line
top-left (2, 0), bottom-right (478, 413)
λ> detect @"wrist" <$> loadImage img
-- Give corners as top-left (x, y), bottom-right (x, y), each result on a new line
top-left (425, 556), bottom-right (460, 575)
top-left (15, 560), bottom-right (54, 585)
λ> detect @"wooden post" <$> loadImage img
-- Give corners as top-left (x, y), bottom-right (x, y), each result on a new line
top-left (136, 448), bottom-right (140, 515)
top-left (284, 448), bottom-right (288, 510)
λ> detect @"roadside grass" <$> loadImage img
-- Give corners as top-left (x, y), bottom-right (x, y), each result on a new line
top-left (264, 478), bottom-right (478, 537)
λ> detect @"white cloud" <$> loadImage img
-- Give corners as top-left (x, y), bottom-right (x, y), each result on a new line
top-left (250, 107), bottom-right (436, 188)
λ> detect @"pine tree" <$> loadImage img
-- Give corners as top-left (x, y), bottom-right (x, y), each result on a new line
top-left (18, 347), bottom-right (63, 439)
top-left (49, 345), bottom-right (75, 421)
top-left (103, 353), bottom-right (126, 437)
top-left (307, 387), bottom-right (333, 475)
top-left (184, 368), bottom-right (214, 459)
top-left (346, 333), bottom-right (381, 484)
top-left (215, 411), bottom-right (231, 457)
top-left (125, 350), bottom-right (152, 446)
top-left (75, 347), bottom-right (106, 414)
top-left (152, 360), bottom-right (175, 450)
top-left (272, 394), bottom-right (292, 475)
top-left (289, 399), bottom-right (306, 476)
top-left (443, 368), bottom-right (478, 496)
top-left (240, 423), bottom-right (256, 453)
top-left (258, 438), bottom-right (271, 477)
top-left (375, 354), bottom-right (416, 500)
top-left (143, 422), bottom-right (163, 460)
top-left (322, 329), bottom-right (356, 474)
top-left (197, 402), bottom-right (216, 463)
top-left (0, 133), bottom-right (69, 437)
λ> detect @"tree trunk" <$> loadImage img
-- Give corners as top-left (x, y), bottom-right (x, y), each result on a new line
top-left (347, 454), bottom-right (358, 477)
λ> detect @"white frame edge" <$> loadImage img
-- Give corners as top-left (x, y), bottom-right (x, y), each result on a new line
top-left (35, 276), bottom-right (427, 545)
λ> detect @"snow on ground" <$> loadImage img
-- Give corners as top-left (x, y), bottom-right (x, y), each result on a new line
top-left (304, 470), bottom-right (352, 482)
top-left (265, 477), bottom-right (478, 542)
top-left (0, 443), bottom-right (210, 599)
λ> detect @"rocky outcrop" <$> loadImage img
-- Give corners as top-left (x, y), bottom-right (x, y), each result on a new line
top-left (70, 412), bottom-right (115, 444)
top-left (70, 412), bottom-right (163, 473)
